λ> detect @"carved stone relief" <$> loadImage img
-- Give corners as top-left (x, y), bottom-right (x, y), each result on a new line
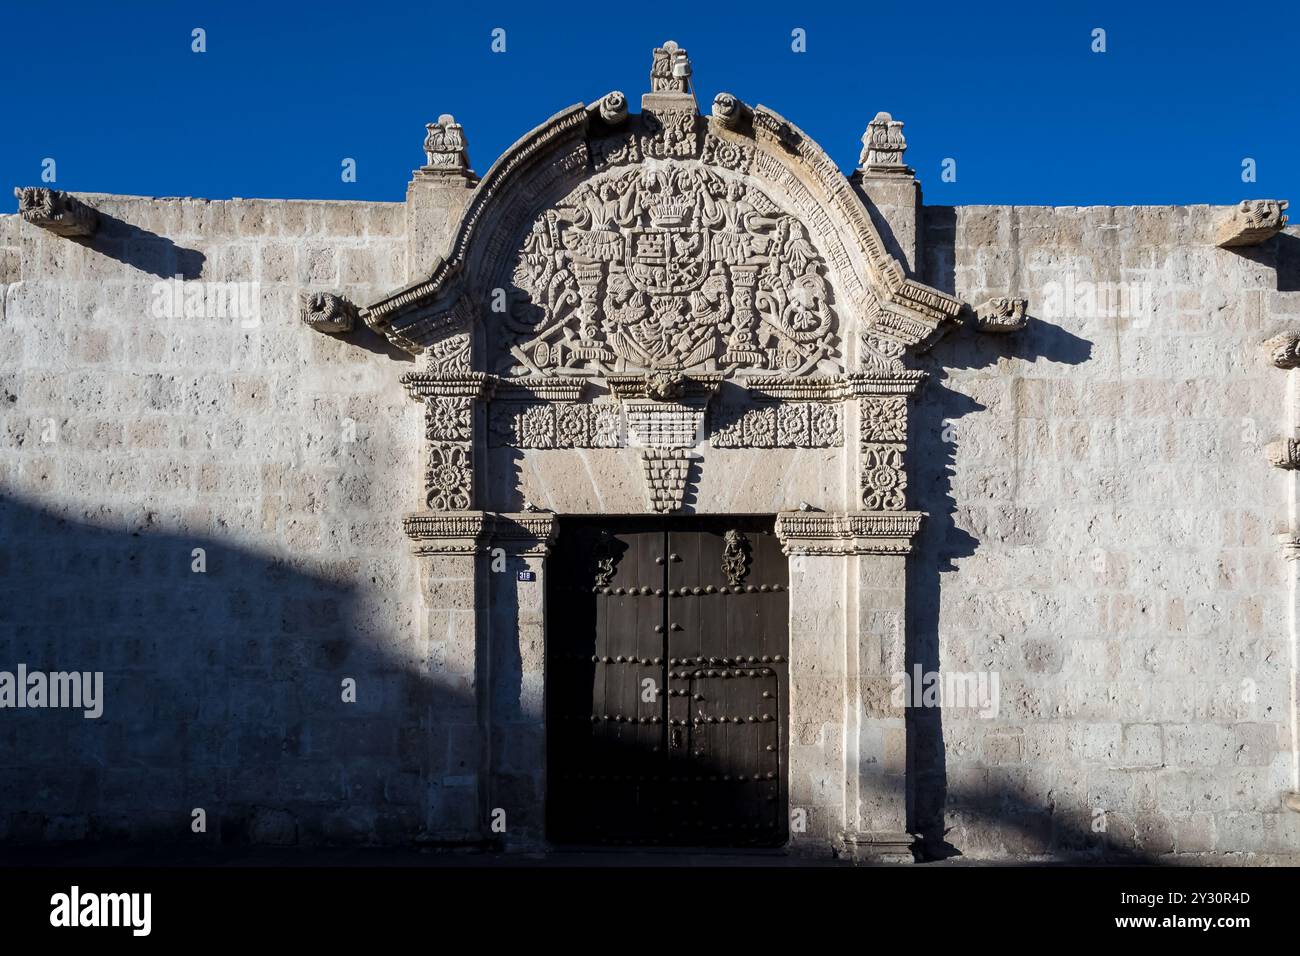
top-left (495, 162), bottom-right (840, 379)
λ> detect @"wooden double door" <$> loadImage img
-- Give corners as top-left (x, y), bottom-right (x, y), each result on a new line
top-left (546, 517), bottom-right (789, 847)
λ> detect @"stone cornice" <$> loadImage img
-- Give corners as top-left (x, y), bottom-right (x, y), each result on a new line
top-left (774, 510), bottom-right (924, 556)
top-left (403, 510), bottom-right (559, 555)
top-left (400, 371), bottom-right (495, 401)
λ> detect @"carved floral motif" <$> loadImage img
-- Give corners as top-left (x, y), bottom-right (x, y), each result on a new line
top-left (425, 443), bottom-right (472, 510)
top-left (861, 443), bottom-right (906, 511)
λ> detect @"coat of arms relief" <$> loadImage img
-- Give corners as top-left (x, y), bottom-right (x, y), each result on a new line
top-left (495, 161), bottom-right (840, 379)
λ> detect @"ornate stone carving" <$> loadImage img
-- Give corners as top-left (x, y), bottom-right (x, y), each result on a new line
top-left (1266, 438), bottom-right (1300, 470)
top-left (426, 397), bottom-right (472, 443)
top-left (711, 93), bottom-right (751, 132)
top-left (425, 443), bottom-right (473, 510)
top-left (13, 187), bottom-right (97, 237)
top-left (860, 396), bottom-right (907, 442)
top-left (856, 112), bottom-right (911, 176)
top-left (1215, 199), bottom-right (1289, 248)
top-left (972, 297), bottom-right (1028, 334)
top-left (861, 443), bottom-right (907, 510)
top-left (642, 447), bottom-right (692, 512)
top-left (721, 529), bottom-right (752, 585)
top-left (625, 402), bottom-right (704, 448)
top-left (496, 163), bottom-right (840, 378)
top-left (402, 510), bottom-right (490, 555)
top-left (419, 114), bottom-right (472, 179)
top-left (488, 402), bottom-right (622, 448)
top-left (711, 402), bottom-right (842, 448)
top-left (300, 291), bottom-right (357, 334)
top-left (1263, 331), bottom-right (1300, 369)
top-left (774, 511), bottom-right (923, 556)
top-left (598, 91), bottom-right (629, 126)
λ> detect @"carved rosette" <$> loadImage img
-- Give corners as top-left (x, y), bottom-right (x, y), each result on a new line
top-left (14, 187), bottom-right (98, 237)
top-left (301, 291), bottom-right (357, 334)
top-left (859, 391), bottom-right (909, 511)
top-left (425, 443), bottom-right (472, 510)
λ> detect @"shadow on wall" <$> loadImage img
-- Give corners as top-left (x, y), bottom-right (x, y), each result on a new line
top-left (0, 490), bottom-right (475, 848)
top-left (905, 211), bottom-right (1098, 860)
top-left (74, 210), bottom-right (206, 281)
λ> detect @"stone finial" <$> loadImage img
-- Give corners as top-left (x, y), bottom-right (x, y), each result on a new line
top-left (13, 187), bottom-right (98, 237)
top-left (972, 297), bottom-right (1028, 334)
top-left (1266, 438), bottom-right (1300, 469)
top-left (1215, 199), bottom-right (1289, 248)
top-left (597, 91), bottom-right (628, 125)
top-left (418, 114), bottom-right (472, 178)
top-left (301, 290), bottom-right (357, 334)
top-left (1263, 331), bottom-right (1300, 369)
top-left (857, 112), bottom-right (911, 175)
top-left (650, 40), bottom-right (691, 95)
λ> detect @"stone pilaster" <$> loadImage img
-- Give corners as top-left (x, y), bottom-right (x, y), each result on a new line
top-left (776, 511), bottom-right (923, 861)
top-left (485, 514), bottom-right (558, 848)
top-left (405, 115), bottom-right (477, 281)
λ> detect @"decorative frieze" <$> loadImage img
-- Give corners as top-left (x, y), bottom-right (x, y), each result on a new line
top-left (1215, 199), bottom-right (1289, 248)
top-left (774, 511), bottom-right (923, 556)
top-left (300, 291), bottom-right (357, 334)
top-left (711, 402), bottom-right (842, 448)
top-left (488, 402), bottom-right (623, 449)
top-left (13, 187), bottom-right (98, 237)
top-left (642, 447), bottom-right (692, 513)
top-left (972, 297), bottom-right (1028, 334)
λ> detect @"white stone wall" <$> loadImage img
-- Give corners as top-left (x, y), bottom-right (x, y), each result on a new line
top-left (919, 205), bottom-right (1300, 859)
top-left (0, 195), bottom-right (443, 844)
top-left (2, 189), bottom-right (1297, 860)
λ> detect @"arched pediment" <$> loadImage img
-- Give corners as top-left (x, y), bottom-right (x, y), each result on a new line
top-left (360, 42), bottom-right (961, 368)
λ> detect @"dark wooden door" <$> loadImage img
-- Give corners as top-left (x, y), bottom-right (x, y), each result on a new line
top-left (547, 517), bottom-right (788, 847)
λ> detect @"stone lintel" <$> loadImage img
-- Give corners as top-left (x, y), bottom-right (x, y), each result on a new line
top-left (775, 511), bottom-right (924, 556)
top-left (13, 187), bottom-right (98, 238)
top-left (1215, 199), bottom-right (1289, 248)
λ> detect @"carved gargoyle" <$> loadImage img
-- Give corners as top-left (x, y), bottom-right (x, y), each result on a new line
top-left (300, 291), bottom-right (357, 334)
top-left (1215, 199), bottom-right (1289, 248)
top-left (13, 187), bottom-right (98, 237)
top-left (971, 297), bottom-right (1028, 334)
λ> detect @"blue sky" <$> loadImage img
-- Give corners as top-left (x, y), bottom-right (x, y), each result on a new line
top-left (2, 0), bottom-right (1296, 206)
